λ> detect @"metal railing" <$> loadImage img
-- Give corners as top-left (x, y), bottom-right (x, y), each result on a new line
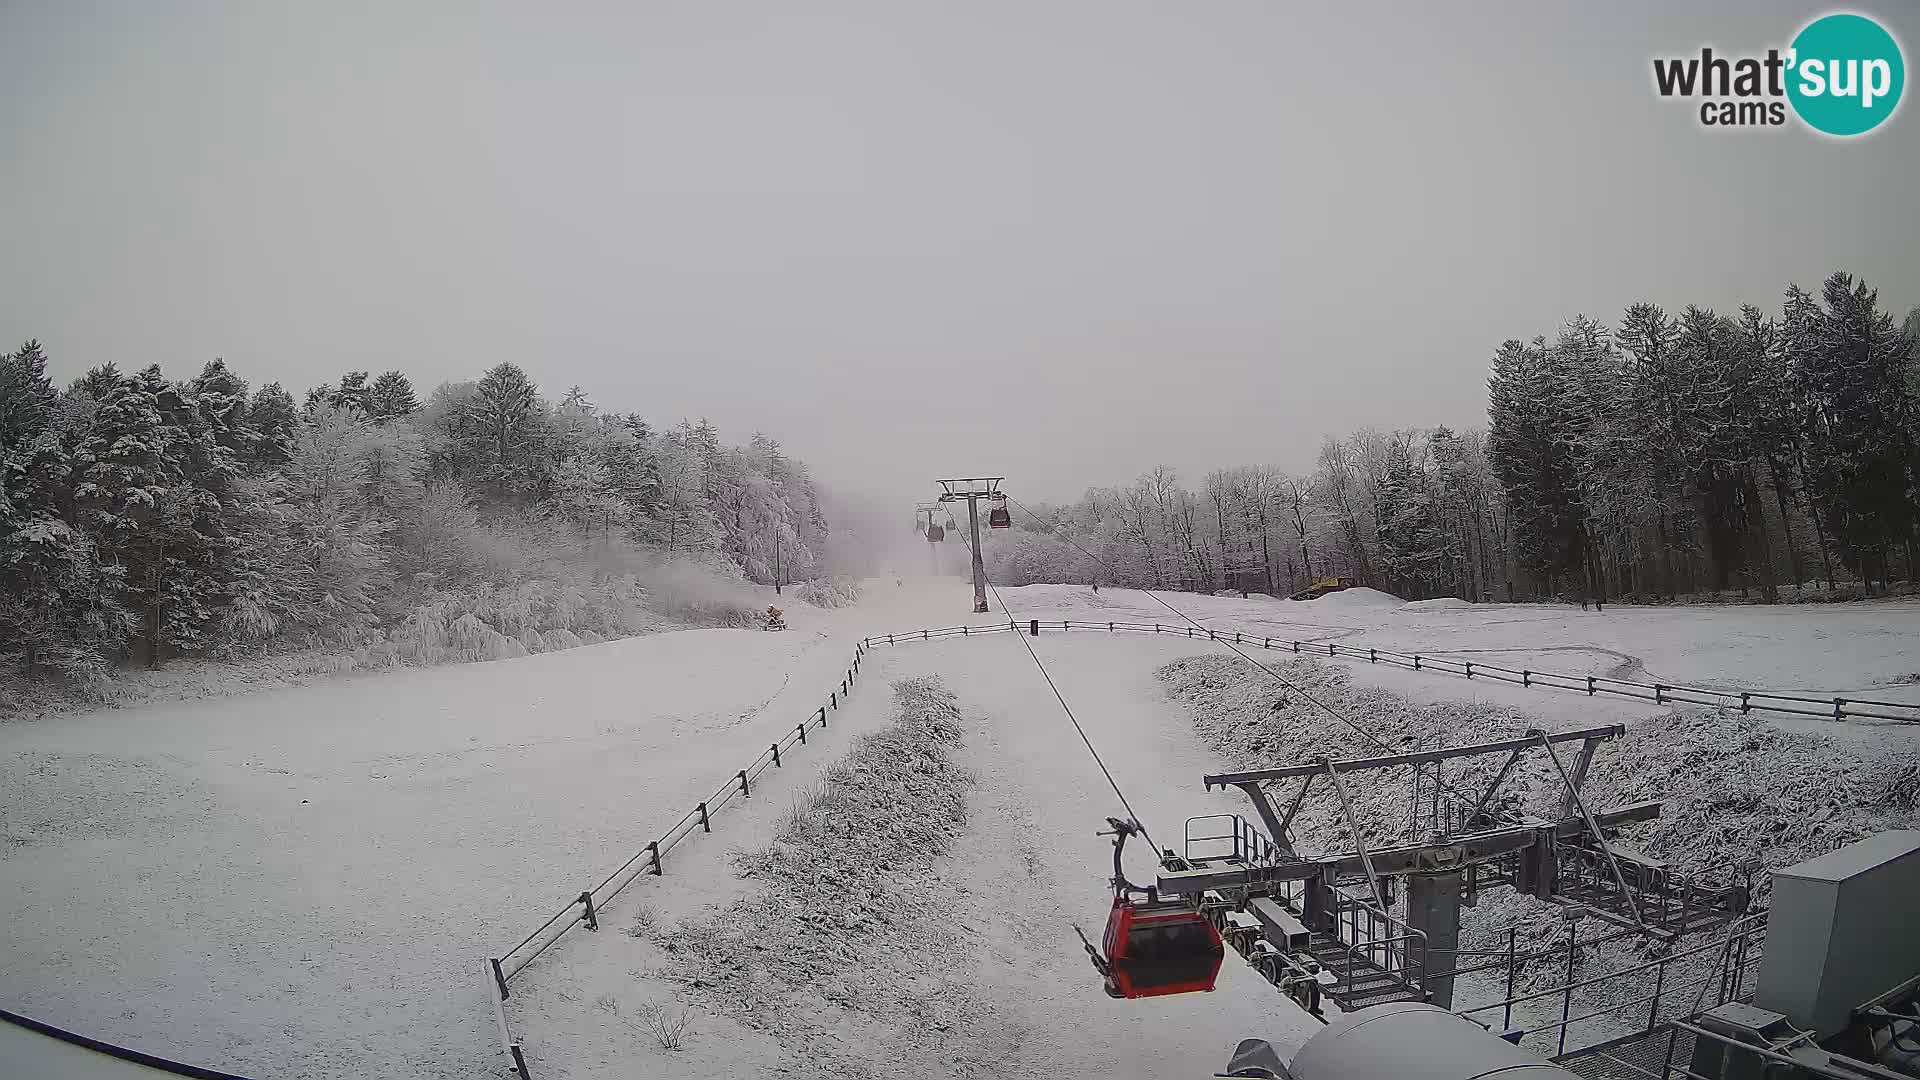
top-left (862, 620), bottom-right (1920, 724)
top-left (1552, 1015), bottom-right (1872, 1080)
top-left (1183, 813), bottom-right (1283, 866)
top-left (482, 641), bottom-right (870, 1080)
top-left (1329, 888), bottom-right (1429, 1001)
top-left (1456, 915), bottom-right (1768, 1059)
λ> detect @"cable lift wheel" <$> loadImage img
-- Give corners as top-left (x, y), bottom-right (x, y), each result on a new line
top-left (1078, 818), bottom-right (1225, 1000)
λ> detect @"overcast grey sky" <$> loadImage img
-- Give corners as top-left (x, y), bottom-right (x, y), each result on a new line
top-left (3, 1), bottom-right (1915, 503)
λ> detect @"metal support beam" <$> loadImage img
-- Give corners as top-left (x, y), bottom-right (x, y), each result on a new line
top-left (965, 497), bottom-right (987, 612)
top-left (1247, 896), bottom-right (1311, 952)
top-left (1563, 897), bottom-right (1674, 939)
top-left (1518, 825), bottom-right (1558, 900)
top-left (1205, 725), bottom-right (1625, 787)
top-left (1537, 731), bottom-right (1645, 927)
top-left (1155, 802), bottom-right (1661, 898)
top-left (1556, 738), bottom-right (1600, 822)
top-left (1323, 760), bottom-right (1386, 912)
top-left (1468, 747), bottom-right (1525, 827)
top-left (1303, 869), bottom-right (1335, 934)
top-left (1275, 773), bottom-right (1317, 851)
top-left (1408, 870), bottom-right (1464, 1009)
top-left (1231, 781), bottom-right (1294, 858)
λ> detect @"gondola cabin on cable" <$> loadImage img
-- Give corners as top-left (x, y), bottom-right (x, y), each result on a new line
top-left (926, 523), bottom-right (945, 542)
top-left (987, 493), bottom-right (1011, 529)
top-left (1077, 818), bottom-right (1225, 1000)
top-left (1102, 895), bottom-right (1225, 999)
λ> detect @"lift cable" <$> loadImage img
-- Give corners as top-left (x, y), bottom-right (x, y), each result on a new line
top-left (1000, 494), bottom-right (1398, 756)
top-left (999, 494), bottom-right (1501, 829)
top-left (948, 523), bottom-right (1164, 857)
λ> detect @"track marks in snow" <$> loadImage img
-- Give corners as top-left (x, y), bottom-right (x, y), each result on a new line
top-left (1413, 644), bottom-right (1654, 682)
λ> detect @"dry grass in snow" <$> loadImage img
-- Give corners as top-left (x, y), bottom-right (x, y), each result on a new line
top-left (634, 676), bottom-right (988, 1078)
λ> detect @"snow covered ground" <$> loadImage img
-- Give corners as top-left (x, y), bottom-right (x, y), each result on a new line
top-left (4, 577), bottom-right (1918, 1079)
top-left (0, 600), bottom-right (890, 1080)
top-left (997, 583), bottom-right (1920, 696)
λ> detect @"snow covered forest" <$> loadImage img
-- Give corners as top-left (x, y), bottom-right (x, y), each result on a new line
top-left (0, 352), bottom-right (836, 690)
top-left (987, 272), bottom-right (1920, 604)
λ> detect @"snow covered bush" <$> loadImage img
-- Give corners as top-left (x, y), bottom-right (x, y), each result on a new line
top-left (651, 678), bottom-right (978, 1072)
top-left (390, 577), bottom-right (661, 664)
top-left (638, 1006), bottom-right (691, 1051)
top-left (1589, 709), bottom-right (1920, 895)
top-left (793, 576), bottom-right (861, 608)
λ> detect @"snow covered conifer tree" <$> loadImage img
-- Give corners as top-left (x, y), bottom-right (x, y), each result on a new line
top-left (468, 362), bottom-right (546, 501)
top-left (365, 371), bottom-right (418, 421)
top-left (72, 366), bottom-right (223, 666)
top-left (602, 414), bottom-right (662, 529)
top-left (248, 382), bottom-right (299, 467)
top-left (0, 342), bottom-right (130, 678)
top-left (70, 362), bottom-right (123, 401)
top-left (647, 424), bottom-right (708, 555)
top-left (554, 455), bottom-right (620, 545)
top-left (332, 372), bottom-right (373, 415)
top-left (1487, 337), bottom-right (1585, 595)
top-left (1797, 273), bottom-right (1919, 588)
top-left (1667, 305), bottom-right (1758, 591)
top-left (1375, 434), bottom-right (1443, 597)
top-left (188, 359), bottom-right (254, 482)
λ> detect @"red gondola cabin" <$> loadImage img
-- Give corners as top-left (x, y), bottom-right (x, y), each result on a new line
top-left (926, 524), bottom-right (945, 542)
top-left (987, 493), bottom-right (1011, 529)
top-left (1100, 895), bottom-right (1225, 999)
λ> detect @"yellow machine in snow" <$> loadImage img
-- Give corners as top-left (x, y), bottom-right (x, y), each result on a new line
top-left (1288, 576), bottom-right (1355, 601)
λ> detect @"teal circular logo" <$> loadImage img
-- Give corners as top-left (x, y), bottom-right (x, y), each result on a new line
top-left (1787, 13), bottom-right (1905, 136)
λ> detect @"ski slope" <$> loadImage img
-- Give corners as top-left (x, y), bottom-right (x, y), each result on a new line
top-left (506, 629), bottom-right (1328, 1080)
top-left (4, 577), bottom-right (1918, 1078)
